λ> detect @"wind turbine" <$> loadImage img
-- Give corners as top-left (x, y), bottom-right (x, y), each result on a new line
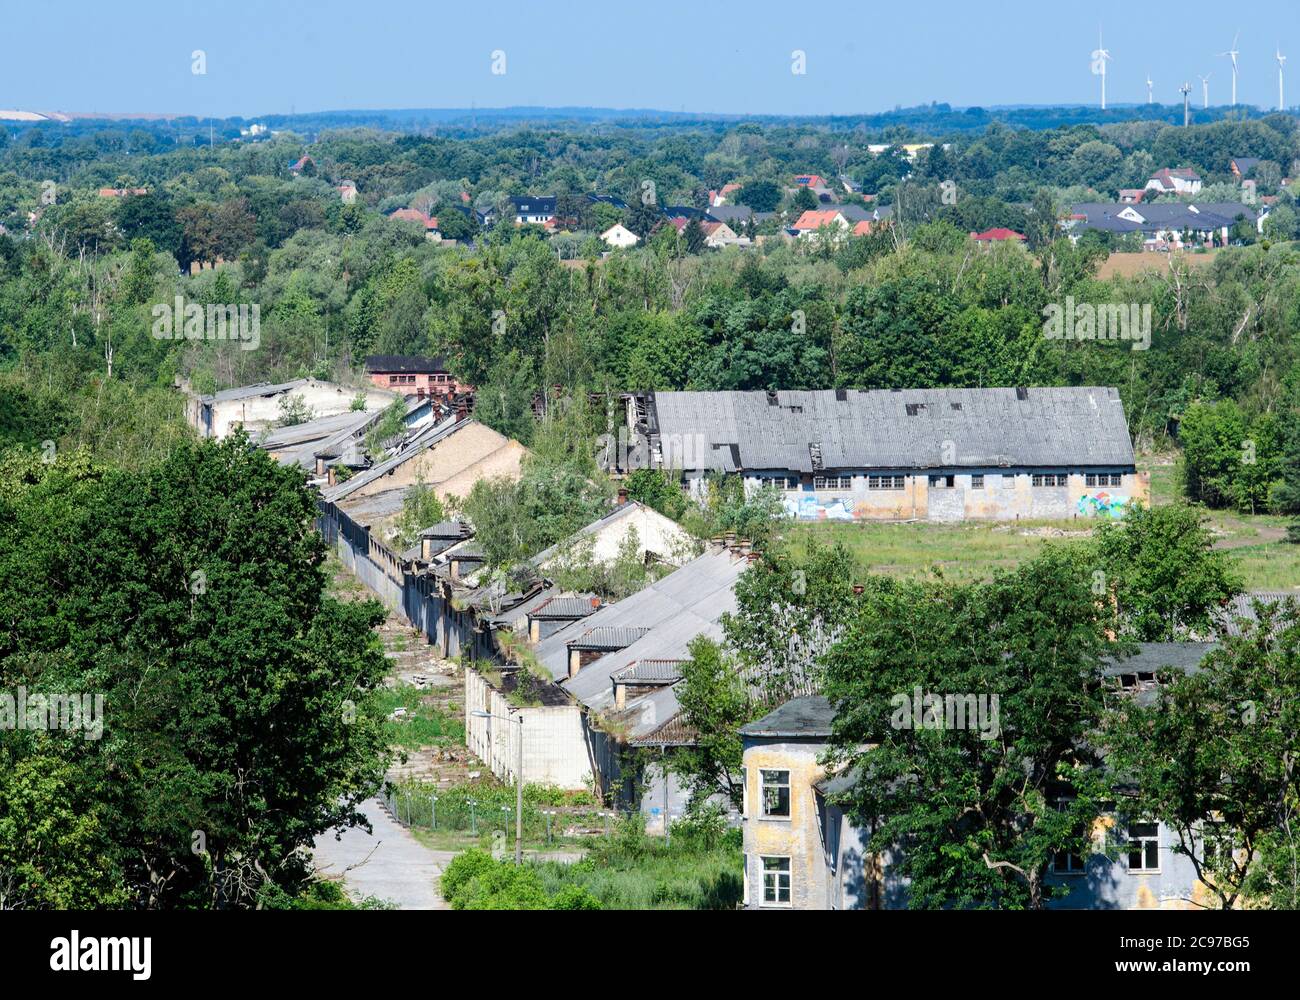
top-left (1091, 29), bottom-right (1112, 109)
top-left (1180, 82), bottom-right (1192, 126)
top-left (1198, 73), bottom-right (1211, 109)
top-left (1146, 73), bottom-right (1154, 104)
top-left (1218, 31), bottom-right (1240, 107)
top-left (1278, 47), bottom-right (1287, 111)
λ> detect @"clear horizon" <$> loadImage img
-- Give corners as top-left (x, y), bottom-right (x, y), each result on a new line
top-left (4, 0), bottom-right (1297, 119)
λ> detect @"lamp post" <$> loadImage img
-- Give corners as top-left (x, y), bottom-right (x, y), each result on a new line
top-left (471, 709), bottom-right (524, 864)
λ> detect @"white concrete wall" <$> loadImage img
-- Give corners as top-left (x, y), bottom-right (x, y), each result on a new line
top-left (208, 380), bottom-right (394, 439)
top-left (464, 669), bottom-right (594, 791)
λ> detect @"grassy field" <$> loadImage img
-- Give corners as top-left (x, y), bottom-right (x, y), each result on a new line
top-left (781, 457), bottom-right (1300, 593)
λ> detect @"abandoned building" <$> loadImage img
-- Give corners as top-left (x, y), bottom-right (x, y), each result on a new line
top-left (618, 387), bottom-right (1147, 521)
top-left (322, 413), bottom-right (526, 525)
top-left (363, 354), bottom-right (473, 401)
top-left (740, 642), bottom-right (1232, 911)
top-left (183, 377), bottom-right (397, 440)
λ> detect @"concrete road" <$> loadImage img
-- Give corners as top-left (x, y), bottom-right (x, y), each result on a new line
top-left (312, 797), bottom-right (449, 910)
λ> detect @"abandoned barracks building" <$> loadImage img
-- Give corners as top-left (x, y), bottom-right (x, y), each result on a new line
top-left (619, 387), bottom-right (1147, 521)
top-left (738, 630), bottom-right (1300, 910)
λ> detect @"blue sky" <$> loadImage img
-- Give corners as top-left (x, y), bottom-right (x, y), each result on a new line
top-left (4, 0), bottom-right (1298, 118)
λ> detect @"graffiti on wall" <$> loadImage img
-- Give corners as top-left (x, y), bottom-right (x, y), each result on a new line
top-left (1076, 491), bottom-right (1130, 518)
top-left (781, 493), bottom-right (857, 521)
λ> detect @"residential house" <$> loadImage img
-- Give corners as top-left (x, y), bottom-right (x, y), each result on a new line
top-left (1067, 201), bottom-right (1260, 247)
top-left (791, 209), bottom-right (851, 238)
top-left (1118, 188), bottom-right (1146, 204)
top-left (387, 207), bottom-right (442, 240)
top-left (97, 187), bottom-right (148, 198)
top-left (337, 181), bottom-right (358, 204)
top-left (363, 354), bottom-right (471, 400)
top-left (793, 174), bottom-right (833, 199)
top-left (700, 220), bottom-right (742, 248)
top-left (615, 387), bottom-right (1147, 522)
top-left (512, 195), bottom-right (556, 225)
top-left (741, 643), bottom-right (1230, 910)
top-left (1145, 167), bottom-right (1202, 196)
top-left (706, 205), bottom-right (774, 228)
top-left (1229, 156), bottom-right (1262, 178)
top-left (289, 155), bottom-right (314, 175)
top-left (970, 227), bottom-right (1026, 245)
top-left (184, 378), bottom-right (397, 441)
top-left (587, 193), bottom-right (629, 211)
top-left (709, 183), bottom-right (742, 207)
top-left (600, 223), bottom-right (639, 248)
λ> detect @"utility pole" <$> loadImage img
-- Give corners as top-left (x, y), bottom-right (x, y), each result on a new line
top-left (1180, 83), bottom-right (1192, 126)
top-left (515, 714), bottom-right (523, 865)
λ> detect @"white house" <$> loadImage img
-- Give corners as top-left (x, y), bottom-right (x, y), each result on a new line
top-left (600, 223), bottom-right (640, 248)
top-left (1145, 167), bottom-right (1202, 196)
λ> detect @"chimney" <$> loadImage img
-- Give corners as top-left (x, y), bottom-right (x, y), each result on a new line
top-left (455, 397), bottom-right (469, 422)
top-left (746, 551), bottom-right (761, 563)
top-left (617, 487), bottom-right (629, 506)
top-left (421, 535), bottom-right (433, 561)
top-left (315, 456), bottom-right (325, 476)
top-left (327, 467), bottom-right (337, 486)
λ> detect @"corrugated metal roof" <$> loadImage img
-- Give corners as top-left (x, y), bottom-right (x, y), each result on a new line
top-left (569, 625), bottom-right (651, 650)
top-left (646, 387), bottom-right (1136, 473)
top-left (531, 596), bottom-right (601, 620)
top-left (1214, 591), bottom-right (1299, 637)
top-left (613, 659), bottom-right (685, 684)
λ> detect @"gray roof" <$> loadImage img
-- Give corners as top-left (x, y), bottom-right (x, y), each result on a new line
top-left (1214, 591), bottom-right (1299, 637)
top-left (740, 695), bottom-right (834, 738)
top-left (644, 387), bottom-right (1136, 473)
top-left (529, 596), bottom-right (601, 620)
top-left (1101, 641), bottom-right (1217, 677)
top-left (321, 415), bottom-right (466, 502)
top-left (532, 548), bottom-right (747, 715)
top-left (705, 205), bottom-right (774, 225)
top-left (201, 378), bottom-right (311, 404)
top-left (1070, 202), bottom-right (1256, 236)
top-left (612, 659), bottom-right (684, 684)
top-left (421, 520), bottom-right (470, 539)
top-left (257, 410), bottom-right (376, 469)
top-left (568, 625), bottom-right (650, 651)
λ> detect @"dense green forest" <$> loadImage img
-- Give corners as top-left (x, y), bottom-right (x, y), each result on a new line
top-left (3, 111), bottom-right (1300, 508)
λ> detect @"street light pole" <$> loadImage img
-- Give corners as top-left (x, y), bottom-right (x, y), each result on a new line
top-left (471, 709), bottom-right (525, 865)
top-left (515, 714), bottom-right (524, 865)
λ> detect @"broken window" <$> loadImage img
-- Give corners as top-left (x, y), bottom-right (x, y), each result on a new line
top-left (761, 769), bottom-right (790, 817)
top-left (813, 475), bottom-right (852, 490)
top-left (929, 475), bottom-right (955, 488)
top-left (1127, 823), bottom-right (1160, 872)
top-left (971, 474), bottom-right (985, 489)
top-left (762, 856), bottom-right (791, 905)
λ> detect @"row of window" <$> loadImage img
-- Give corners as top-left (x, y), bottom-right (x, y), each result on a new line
top-left (386, 373), bottom-right (454, 384)
top-left (777, 473), bottom-right (1128, 491)
top-left (754, 832), bottom-right (1166, 907)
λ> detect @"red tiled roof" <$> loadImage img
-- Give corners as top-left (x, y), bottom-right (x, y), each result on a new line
top-left (793, 209), bottom-right (844, 230)
top-left (970, 227), bottom-right (1025, 242)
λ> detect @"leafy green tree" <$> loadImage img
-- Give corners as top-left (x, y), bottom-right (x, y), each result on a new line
top-left (738, 180), bottom-right (781, 212)
top-left (0, 437), bottom-right (391, 908)
top-left (1091, 502), bottom-right (1242, 641)
top-left (670, 636), bottom-right (749, 808)
top-left (822, 549), bottom-right (1117, 909)
top-left (1102, 597), bottom-right (1300, 908)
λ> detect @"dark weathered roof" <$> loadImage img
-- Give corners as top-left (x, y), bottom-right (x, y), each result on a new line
top-left (645, 387), bottom-right (1136, 473)
top-left (740, 695), bottom-right (834, 738)
top-left (530, 596), bottom-right (601, 620)
top-left (612, 659), bottom-right (684, 684)
top-left (420, 520), bottom-right (470, 539)
top-left (512, 195), bottom-right (556, 215)
top-left (569, 625), bottom-right (651, 651)
top-left (1101, 641), bottom-right (1217, 676)
top-left (1214, 591), bottom-right (1299, 637)
top-left (628, 713), bottom-right (698, 747)
top-left (364, 354), bottom-right (448, 373)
